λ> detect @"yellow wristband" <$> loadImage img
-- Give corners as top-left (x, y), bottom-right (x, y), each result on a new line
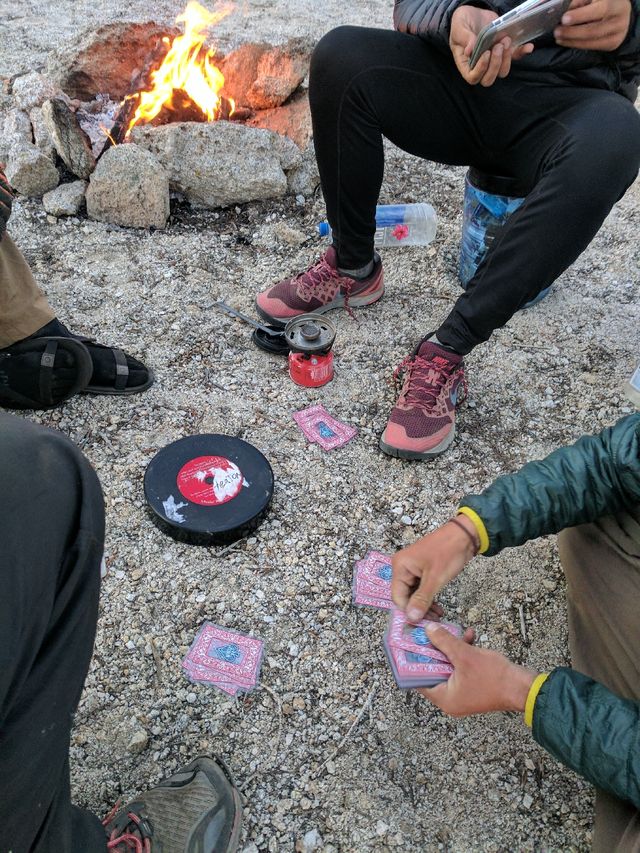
top-left (457, 506), bottom-right (490, 554)
top-left (524, 673), bottom-right (549, 728)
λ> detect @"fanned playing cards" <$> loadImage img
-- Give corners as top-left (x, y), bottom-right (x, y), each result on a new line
top-left (293, 404), bottom-right (357, 450)
top-left (182, 622), bottom-right (264, 696)
top-left (384, 607), bottom-right (462, 688)
top-left (352, 550), bottom-right (393, 610)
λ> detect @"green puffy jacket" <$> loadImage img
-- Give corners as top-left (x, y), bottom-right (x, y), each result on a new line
top-left (459, 413), bottom-right (640, 809)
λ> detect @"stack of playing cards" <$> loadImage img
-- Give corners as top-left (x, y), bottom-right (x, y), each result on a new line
top-left (352, 550), bottom-right (393, 610)
top-left (293, 404), bottom-right (357, 450)
top-left (182, 622), bottom-right (264, 697)
top-left (384, 607), bottom-right (462, 688)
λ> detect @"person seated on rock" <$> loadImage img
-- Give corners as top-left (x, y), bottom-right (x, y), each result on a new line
top-left (0, 166), bottom-right (153, 409)
top-left (255, 0), bottom-right (640, 460)
top-left (391, 406), bottom-right (640, 850)
top-left (0, 410), bottom-right (242, 852)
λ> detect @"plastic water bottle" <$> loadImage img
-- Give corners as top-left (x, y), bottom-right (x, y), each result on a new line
top-left (624, 363), bottom-right (640, 407)
top-left (317, 203), bottom-right (437, 248)
top-left (459, 168), bottom-right (550, 310)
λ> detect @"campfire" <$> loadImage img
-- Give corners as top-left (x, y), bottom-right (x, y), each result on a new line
top-left (2, 3), bottom-right (317, 228)
top-left (125, 1), bottom-right (235, 135)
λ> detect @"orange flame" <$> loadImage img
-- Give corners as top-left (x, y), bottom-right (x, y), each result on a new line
top-left (127, 1), bottom-right (234, 134)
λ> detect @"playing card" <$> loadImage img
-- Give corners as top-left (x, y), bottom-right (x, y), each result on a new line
top-left (183, 662), bottom-right (242, 696)
top-left (386, 608), bottom-right (462, 663)
top-left (183, 622), bottom-right (264, 687)
top-left (353, 590), bottom-right (394, 610)
top-left (293, 404), bottom-right (357, 450)
top-left (183, 659), bottom-right (255, 690)
top-left (355, 577), bottom-right (392, 601)
top-left (355, 552), bottom-right (393, 588)
top-left (384, 635), bottom-right (453, 688)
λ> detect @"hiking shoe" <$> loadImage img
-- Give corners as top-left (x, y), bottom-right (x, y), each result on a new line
top-left (104, 756), bottom-right (242, 853)
top-left (256, 246), bottom-right (384, 326)
top-left (380, 340), bottom-right (467, 459)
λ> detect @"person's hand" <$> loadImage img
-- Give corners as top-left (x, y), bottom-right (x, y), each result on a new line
top-left (450, 5), bottom-right (535, 86)
top-left (391, 516), bottom-right (478, 624)
top-left (0, 165), bottom-right (13, 237)
top-left (417, 624), bottom-right (538, 716)
top-left (554, 0), bottom-right (632, 51)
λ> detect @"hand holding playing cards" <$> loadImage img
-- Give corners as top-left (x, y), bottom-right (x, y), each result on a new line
top-left (391, 516), bottom-right (478, 624)
top-left (418, 625), bottom-right (537, 716)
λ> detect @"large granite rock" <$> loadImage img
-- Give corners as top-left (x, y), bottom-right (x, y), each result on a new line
top-left (131, 121), bottom-right (302, 209)
top-left (12, 72), bottom-right (61, 111)
top-left (6, 144), bottom-right (59, 197)
top-left (247, 40), bottom-right (311, 110)
top-left (86, 144), bottom-right (169, 229)
top-left (46, 22), bottom-right (179, 100)
top-left (41, 99), bottom-right (95, 179)
top-left (0, 109), bottom-right (33, 162)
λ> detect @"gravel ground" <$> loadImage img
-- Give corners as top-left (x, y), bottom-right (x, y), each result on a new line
top-left (2, 2), bottom-right (639, 851)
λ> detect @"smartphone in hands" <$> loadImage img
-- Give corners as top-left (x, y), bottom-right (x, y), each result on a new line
top-left (468, 0), bottom-right (571, 69)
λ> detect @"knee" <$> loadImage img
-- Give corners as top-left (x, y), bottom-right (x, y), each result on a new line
top-left (310, 26), bottom-right (370, 94)
top-left (570, 99), bottom-right (640, 191)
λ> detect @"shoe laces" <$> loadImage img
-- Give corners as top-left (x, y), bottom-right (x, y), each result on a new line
top-left (394, 353), bottom-right (466, 412)
top-left (294, 255), bottom-right (356, 318)
top-left (103, 801), bottom-right (152, 853)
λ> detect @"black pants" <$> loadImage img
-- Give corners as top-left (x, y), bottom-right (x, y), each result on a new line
top-left (0, 413), bottom-right (107, 852)
top-left (309, 27), bottom-right (640, 354)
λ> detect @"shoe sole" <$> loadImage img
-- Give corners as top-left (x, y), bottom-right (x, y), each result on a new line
top-left (256, 283), bottom-right (385, 328)
top-left (379, 426), bottom-right (455, 460)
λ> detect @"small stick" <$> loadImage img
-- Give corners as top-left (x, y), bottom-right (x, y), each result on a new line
top-left (314, 684), bottom-right (376, 777)
top-left (239, 683), bottom-right (284, 791)
top-left (518, 604), bottom-right (528, 643)
top-left (149, 637), bottom-right (163, 687)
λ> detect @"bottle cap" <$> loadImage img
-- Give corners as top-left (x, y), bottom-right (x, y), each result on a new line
top-left (317, 222), bottom-right (330, 237)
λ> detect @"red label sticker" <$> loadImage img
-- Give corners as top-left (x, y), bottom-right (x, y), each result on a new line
top-left (177, 456), bottom-right (244, 506)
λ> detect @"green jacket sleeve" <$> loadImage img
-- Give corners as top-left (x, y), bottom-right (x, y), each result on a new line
top-left (459, 413), bottom-right (640, 556)
top-left (533, 668), bottom-right (640, 809)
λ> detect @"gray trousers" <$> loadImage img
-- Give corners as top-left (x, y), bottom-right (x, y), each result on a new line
top-left (559, 512), bottom-right (640, 852)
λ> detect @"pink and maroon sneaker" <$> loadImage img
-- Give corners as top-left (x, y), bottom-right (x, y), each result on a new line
top-left (256, 246), bottom-right (384, 326)
top-left (380, 339), bottom-right (467, 459)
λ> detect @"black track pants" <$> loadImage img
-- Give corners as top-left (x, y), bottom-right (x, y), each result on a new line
top-left (0, 413), bottom-right (107, 852)
top-left (309, 26), bottom-right (640, 354)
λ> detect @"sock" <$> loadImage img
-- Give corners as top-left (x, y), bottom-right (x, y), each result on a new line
top-left (337, 253), bottom-right (378, 280)
top-left (428, 333), bottom-right (462, 356)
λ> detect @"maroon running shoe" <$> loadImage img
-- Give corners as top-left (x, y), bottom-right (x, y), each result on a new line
top-left (256, 246), bottom-right (384, 326)
top-left (380, 340), bottom-right (467, 459)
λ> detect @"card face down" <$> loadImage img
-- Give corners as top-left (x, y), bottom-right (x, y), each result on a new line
top-left (293, 404), bottom-right (357, 450)
top-left (182, 622), bottom-right (264, 695)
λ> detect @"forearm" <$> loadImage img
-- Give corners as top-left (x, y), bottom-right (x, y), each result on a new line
top-left (458, 414), bottom-right (640, 555)
top-left (532, 668), bottom-right (640, 809)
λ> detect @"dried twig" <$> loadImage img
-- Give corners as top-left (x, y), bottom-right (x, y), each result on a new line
top-left (314, 684), bottom-right (376, 777)
top-left (518, 604), bottom-right (528, 643)
top-left (239, 683), bottom-right (284, 791)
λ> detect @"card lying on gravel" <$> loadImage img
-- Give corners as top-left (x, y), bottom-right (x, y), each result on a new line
top-left (182, 622), bottom-right (264, 696)
top-left (384, 608), bottom-right (462, 688)
top-left (352, 550), bottom-right (393, 610)
top-left (293, 404), bottom-right (357, 450)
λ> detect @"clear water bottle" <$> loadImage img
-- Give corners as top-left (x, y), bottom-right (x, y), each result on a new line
top-left (624, 363), bottom-right (640, 408)
top-left (459, 168), bottom-right (551, 309)
top-left (317, 203), bottom-right (437, 248)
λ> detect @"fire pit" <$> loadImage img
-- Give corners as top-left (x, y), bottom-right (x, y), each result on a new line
top-left (1, 1), bottom-right (318, 228)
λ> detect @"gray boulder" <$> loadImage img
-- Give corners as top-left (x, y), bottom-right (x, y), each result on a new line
top-left (12, 72), bottom-right (61, 111)
top-left (86, 143), bottom-right (169, 229)
top-left (0, 109), bottom-right (33, 162)
top-left (132, 121), bottom-right (301, 209)
top-left (43, 180), bottom-right (87, 216)
top-left (6, 144), bottom-right (59, 197)
top-left (41, 99), bottom-right (95, 180)
top-left (29, 107), bottom-right (57, 161)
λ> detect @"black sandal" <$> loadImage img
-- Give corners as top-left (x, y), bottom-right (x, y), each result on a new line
top-left (81, 342), bottom-right (155, 396)
top-left (0, 337), bottom-right (93, 409)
